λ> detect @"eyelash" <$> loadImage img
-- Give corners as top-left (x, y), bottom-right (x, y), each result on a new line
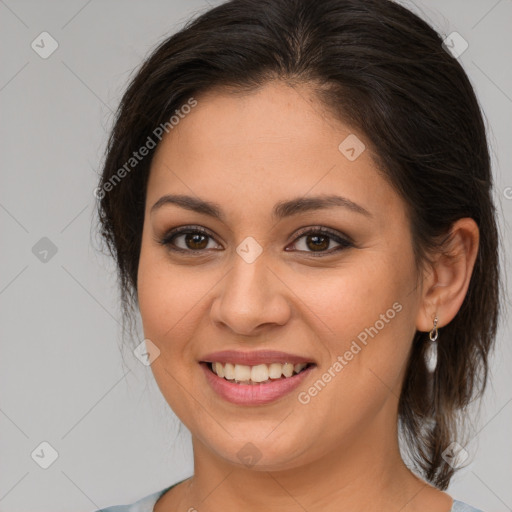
top-left (158, 225), bottom-right (354, 257)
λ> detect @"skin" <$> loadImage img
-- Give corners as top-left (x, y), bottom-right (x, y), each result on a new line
top-left (136, 80), bottom-right (479, 512)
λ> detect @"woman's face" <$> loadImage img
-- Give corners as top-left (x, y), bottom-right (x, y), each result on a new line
top-left (137, 81), bottom-right (424, 471)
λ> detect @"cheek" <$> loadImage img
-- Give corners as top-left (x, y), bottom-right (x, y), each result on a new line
top-left (136, 245), bottom-right (200, 419)
top-left (137, 234), bottom-right (189, 331)
top-left (302, 255), bottom-right (409, 335)
top-left (136, 241), bottom-right (214, 371)
top-left (301, 249), bottom-right (416, 388)
top-left (137, 254), bottom-right (169, 339)
top-left (137, 241), bottom-right (189, 356)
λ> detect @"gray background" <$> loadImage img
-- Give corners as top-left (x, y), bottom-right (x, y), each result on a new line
top-left (0, 1), bottom-right (511, 511)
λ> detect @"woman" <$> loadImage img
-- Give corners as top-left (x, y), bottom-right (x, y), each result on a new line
top-left (94, 0), bottom-right (501, 510)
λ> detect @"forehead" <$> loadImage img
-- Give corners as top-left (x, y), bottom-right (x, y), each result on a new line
top-left (146, 81), bottom-right (402, 224)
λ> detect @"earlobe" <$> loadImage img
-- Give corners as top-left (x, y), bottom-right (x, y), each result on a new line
top-left (415, 218), bottom-right (480, 333)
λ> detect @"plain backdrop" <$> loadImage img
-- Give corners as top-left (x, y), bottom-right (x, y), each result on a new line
top-left (0, 1), bottom-right (511, 511)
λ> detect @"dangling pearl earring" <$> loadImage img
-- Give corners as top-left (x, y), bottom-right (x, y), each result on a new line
top-left (425, 316), bottom-right (439, 373)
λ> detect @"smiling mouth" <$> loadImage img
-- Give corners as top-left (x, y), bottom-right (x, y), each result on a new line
top-left (205, 361), bottom-right (315, 385)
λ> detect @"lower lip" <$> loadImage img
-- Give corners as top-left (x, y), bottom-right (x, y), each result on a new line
top-left (200, 362), bottom-right (315, 406)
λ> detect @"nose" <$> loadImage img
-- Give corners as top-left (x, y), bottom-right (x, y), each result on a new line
top-left (210, 251), bottom-right (292, 337)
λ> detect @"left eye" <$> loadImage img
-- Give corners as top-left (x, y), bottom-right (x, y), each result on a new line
top-left (159, 226), bottom-right (353, 255)
top-left (288, 228), bottom-right (353, 255)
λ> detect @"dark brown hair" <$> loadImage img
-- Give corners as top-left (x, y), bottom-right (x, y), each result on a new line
top-left (96, 0), bottom-right (501, 490)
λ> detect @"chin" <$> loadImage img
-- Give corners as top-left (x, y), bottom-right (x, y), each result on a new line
top-left (207, 433), bottom-right (315, 472)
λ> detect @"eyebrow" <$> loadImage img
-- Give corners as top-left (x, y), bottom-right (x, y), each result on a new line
top-left (150, 193), bottom-right (372, 221)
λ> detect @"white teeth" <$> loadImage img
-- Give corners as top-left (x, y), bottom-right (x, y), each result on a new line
top-left (251, 364), bottom-right (269, 382)
top-left (224, 363), bottom-right (235, 380)
top-left (210, 361), bottom-right (310, 383)
top-left (294, 363), bottom-right (307, 373)
top-left (214, 362), bottom-right (225, 378)
top-left (234, 364), bottom-right (251, 381)
top-left (268, 363), bottom-right (283, 379)
top-left (282, 363), bottom-right (294, 377)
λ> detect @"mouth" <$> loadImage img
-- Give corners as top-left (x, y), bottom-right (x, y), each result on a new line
top-left (198, 350), bottom-right (317, 405)
top-left (204, 361), bottom-right (315, 385)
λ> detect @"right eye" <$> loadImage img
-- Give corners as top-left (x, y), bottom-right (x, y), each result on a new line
top-left (159, 226), bottom-right (222, 253)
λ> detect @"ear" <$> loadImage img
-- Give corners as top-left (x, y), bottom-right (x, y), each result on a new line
top-left (416, 218), bottom-right (480, 332)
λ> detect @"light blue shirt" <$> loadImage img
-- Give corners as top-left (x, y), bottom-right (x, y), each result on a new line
top-left (93, 481), bottom-right (484, 512)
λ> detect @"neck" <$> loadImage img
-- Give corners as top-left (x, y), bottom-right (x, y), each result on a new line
top-left (178, 407), bottom-right (436, 512)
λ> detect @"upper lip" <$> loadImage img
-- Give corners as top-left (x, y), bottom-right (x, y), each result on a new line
top-left (200, 350), bottom-right (316, 366)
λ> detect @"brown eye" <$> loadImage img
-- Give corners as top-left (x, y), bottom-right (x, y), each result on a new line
top-left (304, 233), bottom-right (330, 251)
top-left (182, 232), bottom-right (209, 250)
top-left (159, 225), bottom-right (353, 256)
top-left (287, 227), bottom-right (353, 256)
top-left (159, 226), bottom-right (221, 253)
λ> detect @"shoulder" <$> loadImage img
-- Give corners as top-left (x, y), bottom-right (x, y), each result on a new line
top-left (451, 499), bottom-right (485, 512)
top-left (92, 485), bottom-right (174, 512)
